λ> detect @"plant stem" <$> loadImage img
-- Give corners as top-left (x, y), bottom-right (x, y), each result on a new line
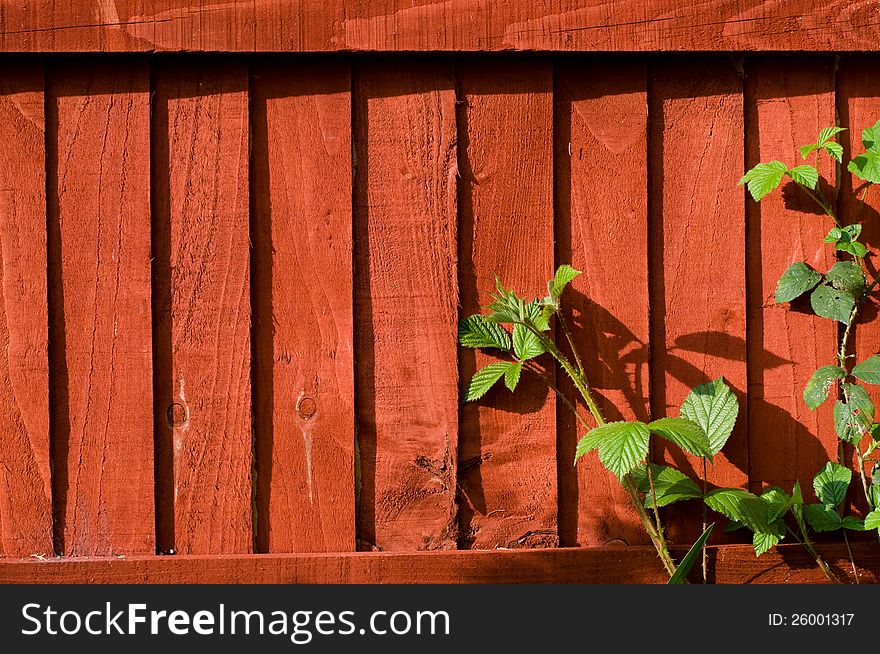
top-left (855, 448), bottom-right (874, 511)
top-left (622, 475), bottom-right (679, 577)
top-left (645, 455), bottom-right (663, 535)
top-left (804, 186), bottom-right (840, 225)
top-left (785, 525), bottom-right (842, 584)
top-left (522, 361), bottom-right (592, 432)
top-left (701, 458), bottom-right (708, 584)
top-left (842, 529), bottom-right (859, 584)
top-left (556, 309), bottom-right (586, 380)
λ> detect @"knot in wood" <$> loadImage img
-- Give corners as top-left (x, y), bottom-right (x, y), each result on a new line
top-left (297, 396), bottom-right (317, 419)
top-left (167, 402), bottom-right (188, 427)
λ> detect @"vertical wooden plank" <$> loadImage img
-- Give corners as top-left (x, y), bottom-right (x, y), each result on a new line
top-left (251, 62), bottom-right (355, 553)
top-left (353, 61), bottom-right (459, 551)
top-left (837, 59), bottom-right (880, 515)
top-left (554, 60), bottom-right (650, 547)
top-left (746, 58), bottom-right (838, 498)
top-left (47, 61), bottom-right (154, 556)
top-left (153, 62), bottom-right (251, 555)
top-left (458, 60), bottom-right (557, 549)
top-left (0, 63), bottom-right (52, 558)
top-left (650, 60), bottom-right (748, 540)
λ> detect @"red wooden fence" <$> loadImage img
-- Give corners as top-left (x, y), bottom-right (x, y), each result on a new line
top-left (1, 1), bottom-right (880, 583)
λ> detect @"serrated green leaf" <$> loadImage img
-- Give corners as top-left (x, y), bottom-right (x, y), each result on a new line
top-left (458, 314), bottom-right (512, 350)
top-left (810, 285), bottom-right (856, 323)
top-left (862, 119), bottom-right (880, 151)
top-left (725, 520), bottom-right (745, 532)
top-left (837, 240), bottom-right (869, 258)
top-left (592, 421), bottom-right (651, 480)
top-left (843, 516), bottom-right (865, 531)
top-left (853, 355), bottom-right (880, 385)
top-left (753, 520), bottom-right (786, 556)
top-left (775, 262), bottom-right (822, 303)
top-left (825, 261), bottom-right (866, 296)
top-left (549, 265), bottom-right (581, 301)
top-left (512, 323), bottom-right (544, 361)
top-left (631, 464), bottom-right (703, 508)
top-left (823, 141), bottom-right (844, 163)
top-left (704, 488), bottom-right (772, 533)
top-left (834, 383), bottom-right (874, 444)
top-left (792, 480), bottom-right (804, 506)
top-left (813, 461), bottom-right (852, 507)
top-left (864, 509), bottom-right (880, 530)
top-left (648, 416), bottom-right (713, 460)
top-left (819, 126), bottom-right (846, 144)
top-left (787, 165), bottom-right (818, 189)
top-left (804, 504), bottom-right (843, 532)
top-left (668, 523), bottom-right (714, 585)
top-left (739, 160), bottom-right (788, 201)
top-left (680, 377), bottom-right (739, 456)
top-left (848, 151), bottom-right (880, 184)
top-left (465, 362), bottom-right (513, 402)
top-left (761, 486), bottom-right (792, 522)
top-left (803, 365), bottom-right (846, 410)
top-left (574, 429), bottom-right (605, 463)
top-left (485, 278), bottom-right (528, 325)
top-left (503, 361), bottom-right (522, 391)
top-left (824, 227), bottom-right (843, 243)
top-left (800, 143), bottom-right (821, 160)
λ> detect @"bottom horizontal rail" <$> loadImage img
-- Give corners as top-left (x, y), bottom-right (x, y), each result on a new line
top-left (0, 544), bottom-right (878, 584)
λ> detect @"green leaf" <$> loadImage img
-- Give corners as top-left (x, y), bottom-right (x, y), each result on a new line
top-left (512, 323), bottom-right (544, 361)
top-left (848, 151), bottom-right (880, 184)
top-left (834, 383), bottom-right (875, 444)
top-left (753, 520), bottom-right (786, 556)
top-left (813, 462), bottom-right (852, 507)
top-left (631, 464), bottom-right (703, 508)
top-left (862, 119), bottom-right (880, 151)
top-left (803, 365), bottom-right (846, 410)
top-left (549, 265), bottom-right (581, 301)
top-left (775, 262), bottom-right (822, 303)
top-left (591, 421), bottom-right (651, 480)
top-left (739, 160), bottom-right (788, 201)
top-left (680, 377), bottom-right (739, 456)
top-left (819, 126), bottom-right (846, 144)
top-left (823, 141), bottom-right (844, 163)
top-left (466, 362), bottom-right (513, 402)
top-left (647, 417), bottom-right (713, 460)
top-left (825, 261), bottom-right (866, 296)
top-left (864, 509), bottom-right (880, 530)
top-left (787, 165), bottom-right (818, 189)
top-left (843, 516), bottom-right (865, 531)
top-left (458, 315), bottom-right (511, 350)
top-left (804, 504), bottom-right (843, 532)
top-left (503, 362), bottom-right (522, 392)
top-left (574, 429), bottom-right (605, 463)
top-left (826, 223), bottom-right (862, 244)
top-left (853, 355), bottom-right (880, 385)
top-left (668, 523), bottom-right (714, 585)
top-left (837, 240), bottom-right (869, 258)
top-left (761, 486), bottom-right (792, 522)
top-left (810, 285), bottom-right (856, 323)
top-left (791, 481), bottom-right (807, 533)
top-left (704, 488), bottom-right (771, 533)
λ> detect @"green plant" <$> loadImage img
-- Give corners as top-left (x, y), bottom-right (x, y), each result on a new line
top-left (459, 268), bottom-right (746, 582)
top-left (739, 121), bottom-right (880, 582)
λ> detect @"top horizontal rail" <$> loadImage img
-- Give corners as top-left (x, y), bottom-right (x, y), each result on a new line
top-left (0, 1), bottom-right (876, 53)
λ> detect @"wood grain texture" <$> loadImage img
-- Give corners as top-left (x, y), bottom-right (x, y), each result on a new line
top-left (554, 60), bottom-right (649, 547)
top-left (745, 58), bottom-right (838, 498)
top-left (47, 61), bottom-right (154, 556)
top-left (457, 60), bottom-right (556, 549)
top-left (0, 543), bottom-right (877, 583)
top-left (152, 62), bottom-right (251, 555)
top-left (3, 2), bottom-right (880, 52)
top-left (251, 62), bottom-right (355, 553)
top-left (353, 61), bottom-right (459, 551)
top-left (650, 60), bottom-right (748, 541)
top-left (837, 59), bottom-right (880, 519)
top-left (0, 63), bottom-right (52, 558)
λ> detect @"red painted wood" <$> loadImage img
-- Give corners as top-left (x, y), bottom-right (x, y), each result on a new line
top-left (458, 60), bottom-right (557, 549)
top-left (152, 62), bottom-right (252, 555)
top-left (745, 58), bottom-right (838, 498)
top-left (251, 61), bottom-right (355, 553)
top-left (0, 543), bottom-right (876, 584)
top-left (0, 63), bottom-right (52, 558)
top-left (47, 61), bottom-right (154, 556)
top-left (837, 59), bottom-right (880, 518)
top-left (2, 2), bottom-right (880, 52)
top-left (650, 60), bottom-right (748, 541)
top-left (554, 60), bottom-right (649, 547)
top-left (353, 61), bottom-right (459, 551)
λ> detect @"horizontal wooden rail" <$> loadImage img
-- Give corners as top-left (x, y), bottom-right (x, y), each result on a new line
top-left (0, 2), bottom-right (878, 53)
top-left (1, 545), bottom-right (878, 584)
